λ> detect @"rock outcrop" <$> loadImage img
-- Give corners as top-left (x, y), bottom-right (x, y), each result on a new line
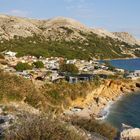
top-left (64, 79), bottom-right (140, 119)
top-left (0, 102), bottom-right (40, 137)
top-left (113, 32), bottom-right (140, 45)
top-left (121, 124), bottom-right (140, 140)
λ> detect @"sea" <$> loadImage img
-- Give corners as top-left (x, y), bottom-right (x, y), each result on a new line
top-left (102, 58), bottom-right (140, 130)
top-left (108, 58), bottom-right (140, 71)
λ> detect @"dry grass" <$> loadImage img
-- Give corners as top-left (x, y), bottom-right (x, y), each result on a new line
top-left (41, 81), bottom-right (100, 112)
top-left (4, 114), bottom-right (85, 140)
top-left (0, 71), bottom-right (100, 113)
top-left (69, 116), bottom-right (117, 140)
top-left (0, 71), bottom-right (119, 140)
top-left (0, 70), bottom-right (45, 108)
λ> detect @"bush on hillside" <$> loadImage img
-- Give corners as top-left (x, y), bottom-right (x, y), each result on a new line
top-left (41, 80), bottom-right (101, 113)
top-left (0, 70), bottom-right (101, 113)
top-left (0, 71), bottom-right (44, 107)
top-left (33, 61), bottom-right (44, 68)
top-left (60, 63), bottom-right (79, 74)
top-left (104, 61), bottom-right (115, 71)
top-left (15, 62), bottom-right (33, 71)
top-left (0, 34), bottom-right (133, 60)
top-left (70, 117), bottom-right (117, 140)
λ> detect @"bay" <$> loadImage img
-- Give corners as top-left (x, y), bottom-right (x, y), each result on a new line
top-left (108, 58), bottom-right (140, 71)
top-left (104, 58), bottom-right (140, 129)
top-left (105, 92), bottom-right (140, 129)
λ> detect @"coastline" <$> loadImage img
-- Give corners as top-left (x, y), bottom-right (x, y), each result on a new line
top-left (94, 85), bottom-right (140, 121)
top-left (97, 56), bottom-right (140, 61)
top-left (95, 95), bottom-right (123, 120)
top-left (64, 79), bottom-right (140, 121)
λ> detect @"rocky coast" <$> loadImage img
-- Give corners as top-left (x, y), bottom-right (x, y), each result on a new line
top-left (64, 79), bottom-right (140, 120)
top-left (121, 124), bottom-right (140, 140)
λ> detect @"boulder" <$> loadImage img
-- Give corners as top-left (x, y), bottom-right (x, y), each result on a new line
top-left (121, 128), bottom-right (140, 140)
top-left (136, 83), bottom-right (140, 88)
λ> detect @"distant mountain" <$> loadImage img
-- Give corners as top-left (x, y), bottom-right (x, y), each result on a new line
top-left (0, 14), bottom-right (140, 59)
top-left (113, 32), bottom-right (140, 46)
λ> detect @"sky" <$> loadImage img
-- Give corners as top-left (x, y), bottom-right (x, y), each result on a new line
top-left (0, 0), bottom-right (140, 39)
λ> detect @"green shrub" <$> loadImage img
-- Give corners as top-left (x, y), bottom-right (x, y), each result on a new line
top-left (0, 34), bottom-right (134, 60)
top-left (15, 62), bottom-right (33, 71)
top-left (104, 61), bottom-right (115, 71)
top-left (60, 63), bottom-right (79, 74)
top-left (33, 61), bottom-right (44, 68)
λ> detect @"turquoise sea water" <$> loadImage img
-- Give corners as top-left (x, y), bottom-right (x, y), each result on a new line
top-left (104, 58), bottom-right (140, 129)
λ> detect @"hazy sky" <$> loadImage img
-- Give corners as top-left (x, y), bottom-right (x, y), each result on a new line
top-left (0, 0), bottom-right (140, 38)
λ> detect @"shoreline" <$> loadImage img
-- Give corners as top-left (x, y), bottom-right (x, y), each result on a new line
top-left (63, 79), bottom-right (140, 121)
top-left (95, 96), bottom-right (122, 120)
top-left (95, 88), bottom-right (140, 121)
top-left (97, 57), bottom-right (140, 61)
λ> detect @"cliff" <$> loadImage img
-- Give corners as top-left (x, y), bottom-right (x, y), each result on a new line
top-left (65, 79), bottom-right (140, 119)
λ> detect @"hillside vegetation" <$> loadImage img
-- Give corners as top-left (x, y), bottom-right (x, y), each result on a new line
top-left (0, 70), bottom-right (118, 139)
top-left (4, 114), bottom-right (85, 140)
top-left (0, 70), bottom-right (100, 112)
top-left (0, 70), bottom-right (43, 107)
top-left (70, 117), bottom-right (117, 140)
top-left (0, 15), bottom-right (140, 59)
top-left (0, 34), bottom-right (138, 60)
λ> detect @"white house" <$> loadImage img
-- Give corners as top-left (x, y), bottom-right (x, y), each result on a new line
top-left (66, 59), bottom-right (76, 64)
top-left (4, 51), bottom-right (17, 57)
top-left (134, 70), bottom-right (140, 77)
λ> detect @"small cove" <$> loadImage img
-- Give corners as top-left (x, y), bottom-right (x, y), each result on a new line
top-left (108, 58), bottom-right (140, 71)
top-left (101, 58), bottom-right (140, 129)
top-left (104, 92), bottom-right (140, 129)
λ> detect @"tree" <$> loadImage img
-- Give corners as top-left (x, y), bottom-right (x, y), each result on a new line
top-left (104, 61), bottom-right (115, 71)
top-left (15, 62), bottom-right (33, 71)
top-left (33, 61), bottom-right (44, 68)
top-left (60, 63), bottom-right (79, 74)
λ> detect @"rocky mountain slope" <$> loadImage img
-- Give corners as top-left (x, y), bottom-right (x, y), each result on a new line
top-left (0, 14), bottom-right (140, 59)
top-left (113, 32), bottom-right (140, 46)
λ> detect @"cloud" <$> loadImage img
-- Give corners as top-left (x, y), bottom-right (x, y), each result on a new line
top-left (6, 9), bottom-right (29, 17)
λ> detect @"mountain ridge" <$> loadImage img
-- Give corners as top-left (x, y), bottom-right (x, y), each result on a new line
top-left (0, 14), bottom-right (139, 45)
top-left (113, 32), bottom-right (140, 46)
top-left (0, 14), bottom-right (140, 59)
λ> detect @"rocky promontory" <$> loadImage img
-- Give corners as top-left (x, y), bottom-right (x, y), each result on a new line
top-left (64, 79), bottom-right (140, 119)
top-left (121, 124), bottom-right (140, 140)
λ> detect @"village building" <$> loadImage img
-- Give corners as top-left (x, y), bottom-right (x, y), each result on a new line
top-left (4, 51), bottom-right (17, 57)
